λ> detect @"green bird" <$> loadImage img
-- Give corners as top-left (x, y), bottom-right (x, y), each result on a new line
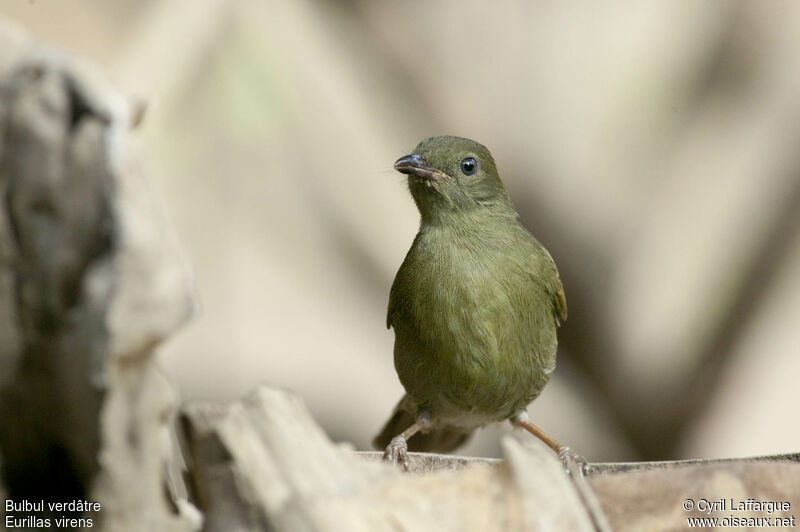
top-left (373, 136), bottom-right (586, 473)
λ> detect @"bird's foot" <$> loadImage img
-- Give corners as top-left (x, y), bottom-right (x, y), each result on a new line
top-left (383, 436), bottom-right (410, 470)
top-left (558, 446), bottom-right (590, 476)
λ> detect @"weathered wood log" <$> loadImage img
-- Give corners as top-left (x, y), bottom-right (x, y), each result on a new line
top-left (180, 387), bottom-right (598, 532)
top-left (180, 386), bottom-right (800, 532)
top-left (0, 19), bottom-right (198, 531)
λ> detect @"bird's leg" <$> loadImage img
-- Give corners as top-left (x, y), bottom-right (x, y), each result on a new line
top-left (383, 408), bottom-right (431, 470)
top-left (510, 411), bottom-right (589, 476)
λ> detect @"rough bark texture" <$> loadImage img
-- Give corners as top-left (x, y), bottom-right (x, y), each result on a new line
top-left (591, 460), bottom-right (800, 531)
top-left (179, 387), bottom-right (800, 532)
top-left (180, 387), bottom-right (599, 532)
top-left (0, 20), bottom-right (197, 531)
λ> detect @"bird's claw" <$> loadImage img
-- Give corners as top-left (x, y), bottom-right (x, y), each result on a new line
top-left (558, 446), bottom-right (590, 476)
top-left (383, 436), bottom-right (410, 470)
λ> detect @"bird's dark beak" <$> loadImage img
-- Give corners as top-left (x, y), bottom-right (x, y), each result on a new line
top-left (394, 154), bottom-right (446, 182)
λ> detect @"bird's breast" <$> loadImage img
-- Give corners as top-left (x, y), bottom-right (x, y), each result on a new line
top-left (391, 226), bottom-right (554, 423)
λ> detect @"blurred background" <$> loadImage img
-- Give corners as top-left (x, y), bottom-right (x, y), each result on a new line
top-left (4, 0), bottom-right (799, 463)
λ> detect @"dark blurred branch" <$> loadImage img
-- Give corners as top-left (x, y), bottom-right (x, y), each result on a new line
top-left (515, 4), bottom-right (800, 461)
top-left (670, 160), bottom-right (800, 441)
top-left (532, 136), bottom-right (800, 462)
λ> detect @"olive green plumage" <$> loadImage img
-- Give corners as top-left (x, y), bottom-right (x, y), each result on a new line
top-left (374, 136), bottom-right (566, 453)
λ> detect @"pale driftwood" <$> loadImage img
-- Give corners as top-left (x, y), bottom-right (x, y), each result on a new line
top-left (180, 387), bottom-right (598, 532)
top-left (0, 19), bottom-right (197, 531)
top-left (180, 386), bottom-right (800, 532)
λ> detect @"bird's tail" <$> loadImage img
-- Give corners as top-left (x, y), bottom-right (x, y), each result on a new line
top-left (372, 396), bottom-right (471, 453)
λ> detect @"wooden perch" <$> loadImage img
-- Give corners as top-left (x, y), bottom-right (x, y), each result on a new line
top-left (180, 388), bottom-right (597, 532)
top-left (180, 386), bottom-right (800, 532)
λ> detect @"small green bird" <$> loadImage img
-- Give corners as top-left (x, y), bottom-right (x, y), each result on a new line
top-left (374, 136), bottom-right (586, 473)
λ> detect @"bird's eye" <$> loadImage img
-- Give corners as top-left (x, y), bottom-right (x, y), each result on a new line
top-left (459, 157), bottom-right (477, 176)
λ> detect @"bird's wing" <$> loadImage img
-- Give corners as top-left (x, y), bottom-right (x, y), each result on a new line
top-left (387, 234), bottom-right (422, 329)
top-left (386, 278), bottom-right (398, 329)
top-left (553, 274), bottom-right (568, 327)
top-left (535, 243), bottom-right (567, 327)
top-left (386, 255), bottom-right (410, 329)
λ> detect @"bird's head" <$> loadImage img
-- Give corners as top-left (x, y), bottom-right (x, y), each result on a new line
top-left (394, 136), bottom-right (511, 222)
